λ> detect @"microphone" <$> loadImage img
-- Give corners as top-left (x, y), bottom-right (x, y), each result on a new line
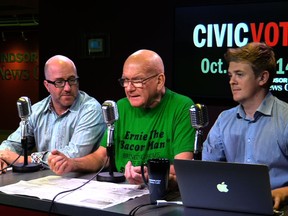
top-left (190, 104), bottom-right (209, 129)
top-left (102, 100), bottom-right (118, 148)
top-left (102, 100), bottom-right (119, 126)
top-left (16, 97), bottom-right (32, 139)
top-left (190, 104), bottom-right (209, 160)
top-left (97, 100), bottom-right (125, 183)
top-left (17, 96), bottom-right (32, 122)
top-left (12, 96), bottom-right (41, 173)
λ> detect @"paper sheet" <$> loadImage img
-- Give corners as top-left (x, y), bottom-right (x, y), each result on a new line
top-left (0, 175), bottom-right (149, 209)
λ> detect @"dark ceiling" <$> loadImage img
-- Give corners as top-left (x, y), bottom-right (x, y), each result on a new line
top-left (0, 0), bottom-right (38, 15)
top-left (0, 0), bottom-right (39, 27)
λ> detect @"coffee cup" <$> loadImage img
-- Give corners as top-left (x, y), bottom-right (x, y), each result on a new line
top-left (141, 158), bottom-right (170, 204)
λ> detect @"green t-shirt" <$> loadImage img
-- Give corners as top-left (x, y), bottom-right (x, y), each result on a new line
top-left (100, 88), bottom-right (196, 173)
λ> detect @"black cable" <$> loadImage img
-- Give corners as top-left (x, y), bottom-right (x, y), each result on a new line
top-left (47, 156), bottom-right (108, 216)
top-left (128, 200), bottom-right (184, 216)
top-left (128, 203), bottom-right (154, 216)
top-left (0, 149), bottom-right (23, 173)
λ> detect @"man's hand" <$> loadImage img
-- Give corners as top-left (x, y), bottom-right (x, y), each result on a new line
top-left (124, 161), bottom-right (147, 185)
top-left (0, 150), bottom-right (23, 164)
top-left (48, 150), bottom-right (73, 175)
top-left (0, 150), bottom-right (23, 174)
top-left (272, 187), bottom-right (288, 210)
top-left (0, 158), bottom-right (9, 174)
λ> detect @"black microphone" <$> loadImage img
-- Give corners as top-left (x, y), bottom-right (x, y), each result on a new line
top-left (12, 96), bottom-right (41, 173)
top-left (190, 104), bottom-right (209, 160)
top-left (97, 100), bottom-right (125, 183)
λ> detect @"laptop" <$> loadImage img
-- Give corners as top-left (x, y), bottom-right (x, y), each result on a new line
top-left (174, 159), bottom-right (274, 215)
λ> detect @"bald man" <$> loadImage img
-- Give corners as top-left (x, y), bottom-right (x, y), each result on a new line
top-left (49, 50), bottom-right (196, 190)
top-left (0, 55), bottom-right (106, 173)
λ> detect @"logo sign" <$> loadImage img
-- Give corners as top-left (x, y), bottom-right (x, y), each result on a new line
top-left (217, 182), bottom-right (229, 193)
top-left (149, 179), bottom-right (161, 185)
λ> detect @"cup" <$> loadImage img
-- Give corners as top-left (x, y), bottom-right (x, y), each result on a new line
top-left (141, 158), bottom-right (170, 204)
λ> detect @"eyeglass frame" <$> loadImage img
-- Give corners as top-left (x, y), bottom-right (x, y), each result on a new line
top-left (45, 77), bottom-right (79, 88)
top-left (118, 74), bottom-right (159, 88)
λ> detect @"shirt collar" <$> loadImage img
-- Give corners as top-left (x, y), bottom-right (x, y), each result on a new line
top-left (257, 91), bottom-right (274, 116)
top-left (236, 92), bottom-right (274, 119)
top-left (44, 92), bottom-right (81, 114)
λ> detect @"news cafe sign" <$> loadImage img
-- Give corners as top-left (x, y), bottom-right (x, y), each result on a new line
top-left (0, 52), bottom-right (39, 81)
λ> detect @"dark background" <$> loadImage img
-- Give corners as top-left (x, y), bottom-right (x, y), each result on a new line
top-left (1, 0), bottom-right (285, 138)
top-left (38, 0), bottom-right (238, 136)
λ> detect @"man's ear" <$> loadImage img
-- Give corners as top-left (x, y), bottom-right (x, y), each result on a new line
top-left (157, 73), bottom-right (165, 87)
top-left (258, 71), bottom-right (269, 85)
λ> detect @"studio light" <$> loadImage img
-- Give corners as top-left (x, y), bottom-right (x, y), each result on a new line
top-left (21, 31), bottom-right (28, 41)
top-left (1, 32), bottom-right (6, 42)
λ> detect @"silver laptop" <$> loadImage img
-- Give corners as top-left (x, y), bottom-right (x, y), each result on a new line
top-left (174, 159), bottom-right (274, 215)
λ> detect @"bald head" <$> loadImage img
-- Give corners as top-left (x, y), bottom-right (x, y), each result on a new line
top-left (124, 49), bottom-right (165, 76)
top-left (44, 55), bottom-right (77, 79)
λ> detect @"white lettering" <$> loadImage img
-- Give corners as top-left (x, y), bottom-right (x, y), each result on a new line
top-left (193, 22), bottom-right (249, 47)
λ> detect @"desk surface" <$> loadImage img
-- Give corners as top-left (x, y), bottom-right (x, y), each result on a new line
top-left (0, 168), bottom-right (286, 216)
top-left (0, 168), bottom-right (183, 216)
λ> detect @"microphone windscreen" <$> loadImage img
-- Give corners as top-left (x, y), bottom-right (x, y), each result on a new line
top-left (102, 100), bottom-right (119, 125)
top-left (17, 96), bottom-right (32, 120)
top-left (190, 104), bottom-right (209, 129)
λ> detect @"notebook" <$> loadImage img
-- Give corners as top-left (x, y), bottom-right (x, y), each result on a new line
top-left (174, 159), bottom-right (274, 215)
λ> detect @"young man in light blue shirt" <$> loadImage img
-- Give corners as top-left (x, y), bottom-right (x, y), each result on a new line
top-left (202, 42), bottom-right (288, 210)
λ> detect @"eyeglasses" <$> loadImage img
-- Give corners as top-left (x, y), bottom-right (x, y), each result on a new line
top-left (118, 74), bottom-right (159, 88)
top-left (45, 77), bottom-right (79, 88)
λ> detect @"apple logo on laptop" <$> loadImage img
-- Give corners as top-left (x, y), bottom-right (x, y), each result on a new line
top-left (217, 182), bottom-right (229, 192)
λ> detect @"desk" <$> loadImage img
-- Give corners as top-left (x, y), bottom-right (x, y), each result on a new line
top-left (0, 169), bottom-right (183, 216)
top-left (0, 169), bottom-right (286, 216)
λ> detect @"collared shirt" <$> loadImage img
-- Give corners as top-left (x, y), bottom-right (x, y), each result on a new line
top-left (202, 92), bottom-right (288, 189)
top-left (0, 90), bottom-right (106, 163)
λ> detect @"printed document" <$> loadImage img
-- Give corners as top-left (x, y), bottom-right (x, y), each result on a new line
top-left (0, 175), bottom-right (149, 209)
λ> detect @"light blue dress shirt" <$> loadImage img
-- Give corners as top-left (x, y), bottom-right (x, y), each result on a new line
top-left (202, 92), bottom-right (288, 189)
top-left (0, 90), bottom-right (106, 163)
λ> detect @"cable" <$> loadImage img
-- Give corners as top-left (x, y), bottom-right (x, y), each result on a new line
top-left (128, 199), bottom-right (183, 215)
top-left (0, 149), bottom-right (23, 173)
top-left (128, 203), bottom-right (153, 216)
top-left (47, 156), bottom-right (109, 216)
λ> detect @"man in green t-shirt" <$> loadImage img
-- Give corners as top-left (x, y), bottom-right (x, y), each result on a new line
top-left (48, 49), bottom-right (196, 189)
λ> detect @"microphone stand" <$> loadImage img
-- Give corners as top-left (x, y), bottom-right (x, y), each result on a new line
top-left (193, 129), bottom-right (203, 160)
top-left (12, 119), bottom-right (41, 172)
top-left (97, 124), bottom-right (125, 183)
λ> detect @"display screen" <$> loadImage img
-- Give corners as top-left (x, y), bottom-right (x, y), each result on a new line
top-left (174, 1), bottom-right (288, 103)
